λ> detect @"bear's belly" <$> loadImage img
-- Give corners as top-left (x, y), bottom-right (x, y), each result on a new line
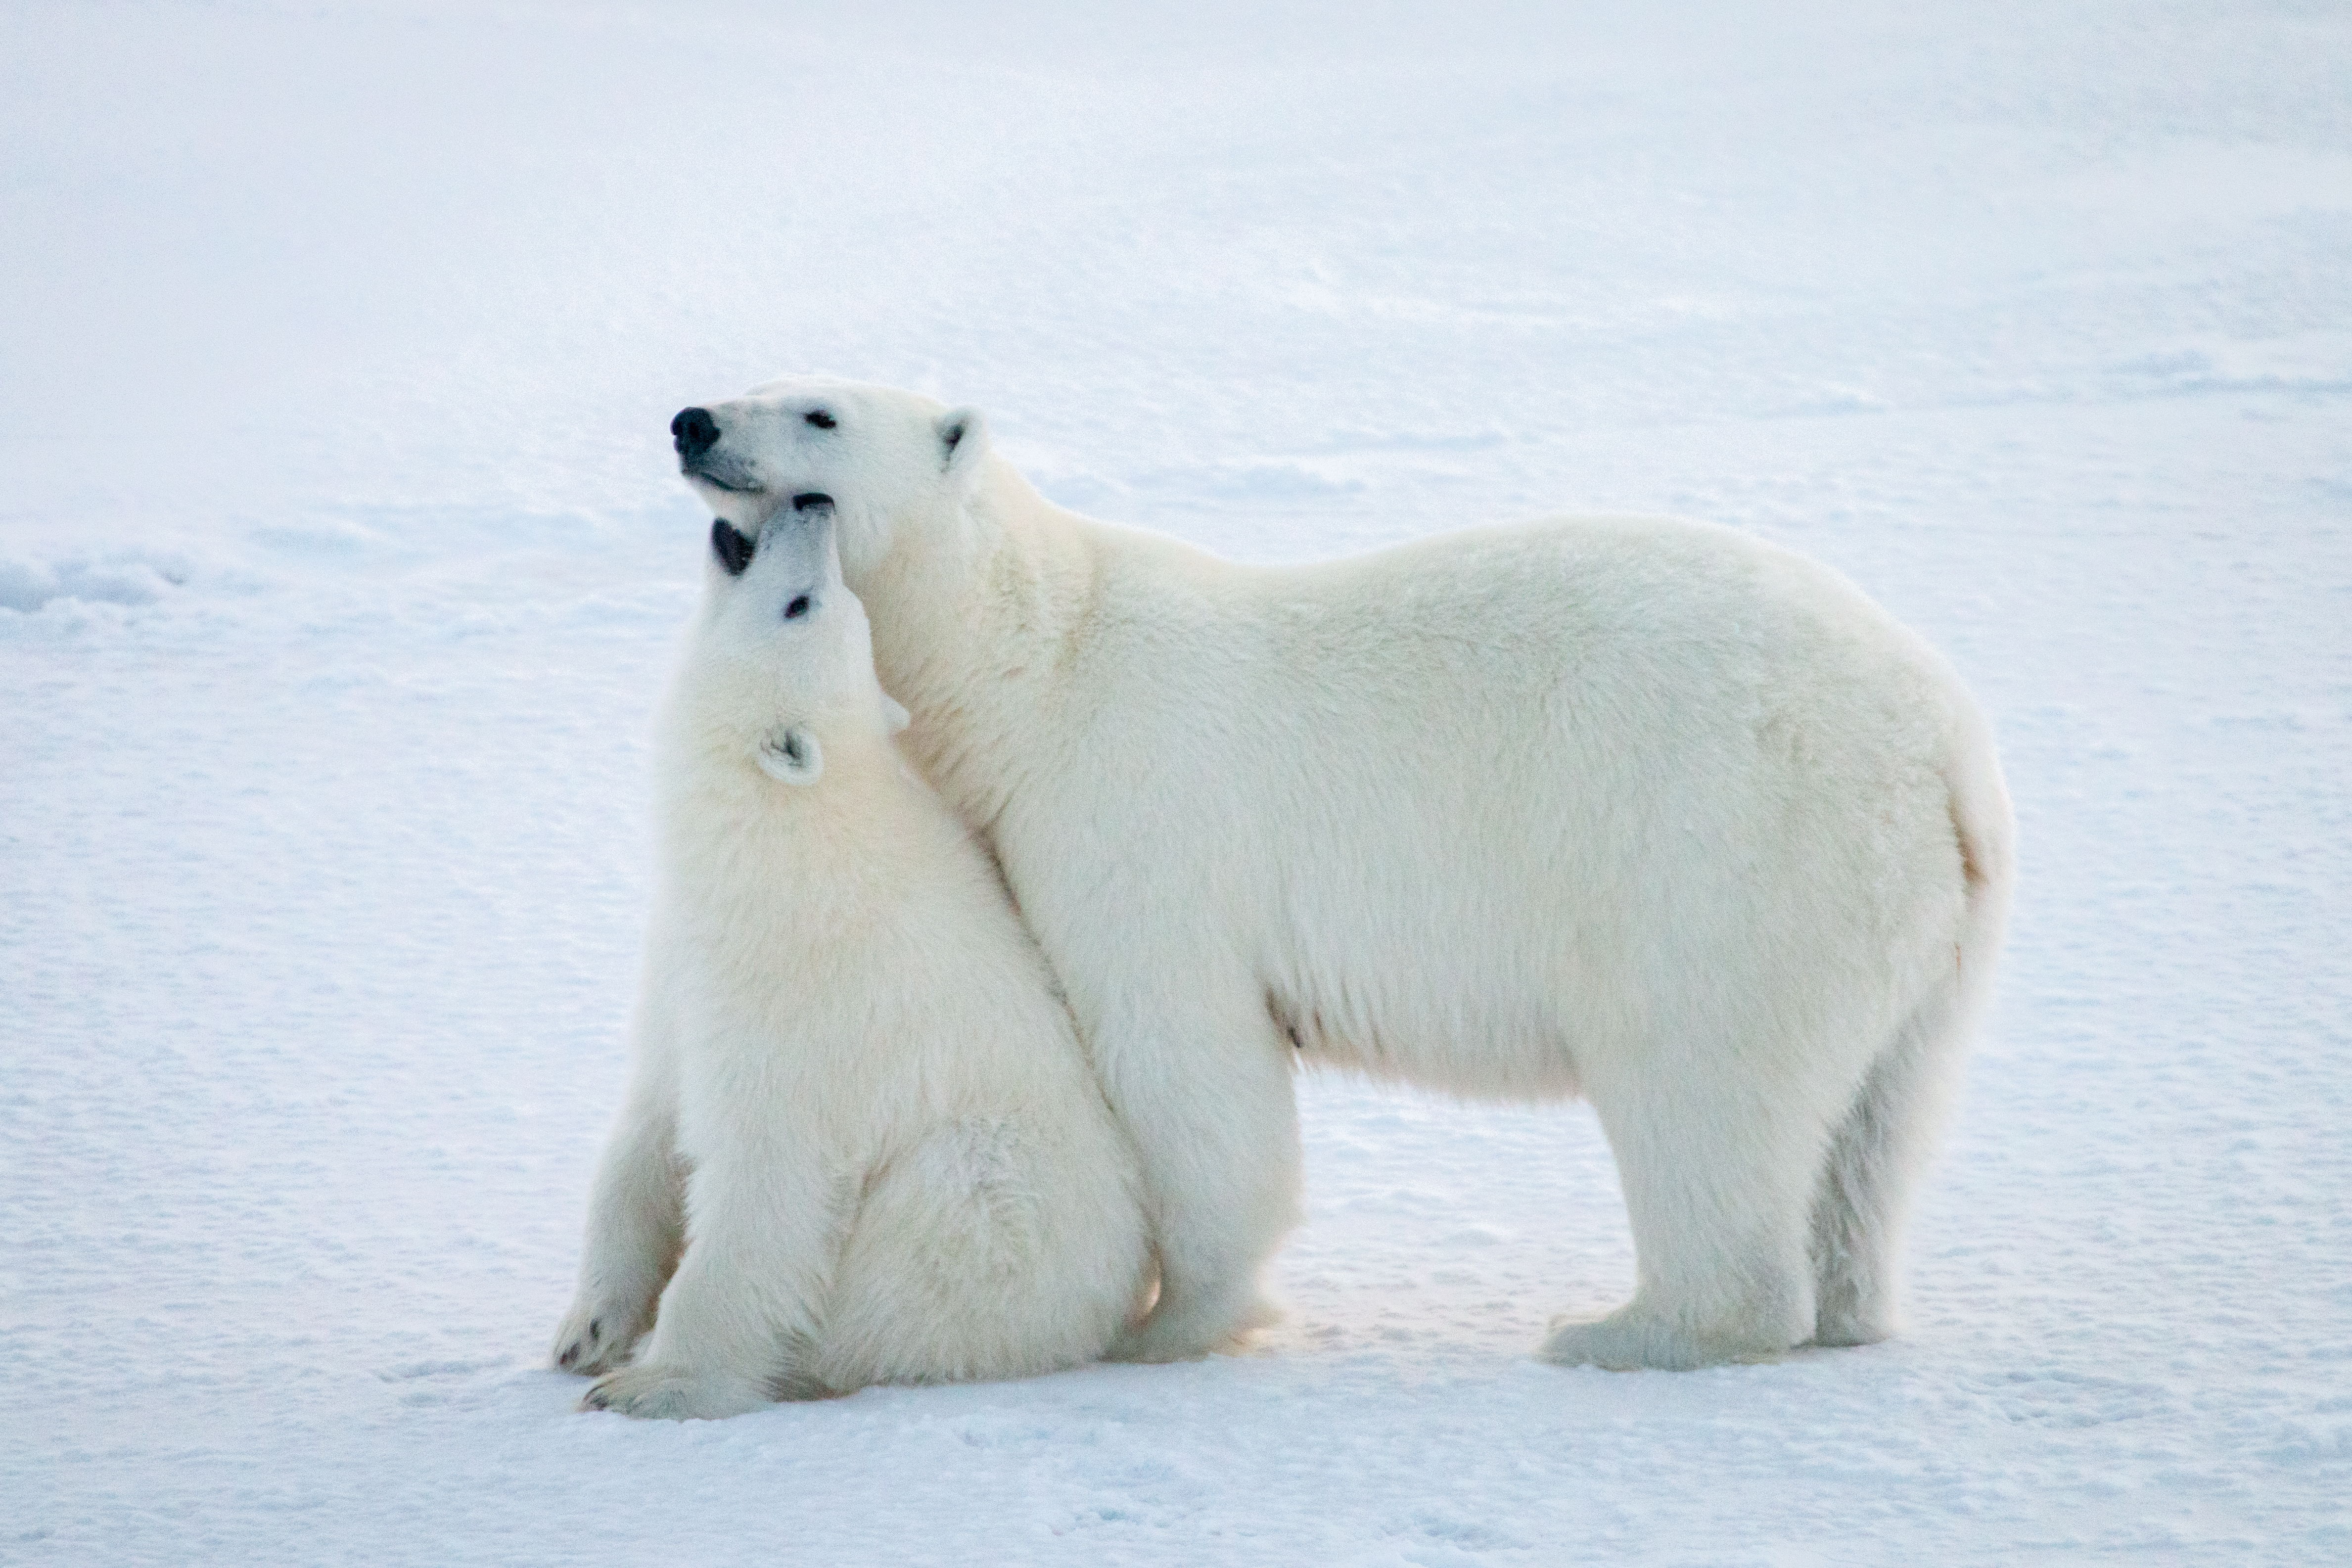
top-left (1259, 955), bottom-right (1588, 1102)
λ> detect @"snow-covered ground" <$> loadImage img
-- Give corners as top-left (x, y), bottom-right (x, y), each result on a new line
top-left (5, 1), bottom-right (2348, 1561)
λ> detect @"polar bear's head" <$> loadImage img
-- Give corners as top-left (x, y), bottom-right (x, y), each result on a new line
top-left (670, 376), bottom-right (989, 591)
top-left (679, 495), bottom-right (909, 788)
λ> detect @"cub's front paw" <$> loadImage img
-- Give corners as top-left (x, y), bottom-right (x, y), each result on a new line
top-left (551, 1295), bottom-right (650, 1377)
top-left (580, 1364), bottom-right (769, 1421)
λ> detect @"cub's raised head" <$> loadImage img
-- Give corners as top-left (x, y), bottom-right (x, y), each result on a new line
top-left (684, 496), bottom-right (908, 787)
top-left (669, 375), bottom-right (989, 589)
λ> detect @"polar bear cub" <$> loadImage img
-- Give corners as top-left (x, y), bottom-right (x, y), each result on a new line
top-left (553, 498), bottom-right (1149, 1419)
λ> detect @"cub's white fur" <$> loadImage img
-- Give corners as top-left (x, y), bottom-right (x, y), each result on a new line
top-left (672, 376), bottom-right (2016, 1372)
top-left (552, 502), bottom-right (1149, 1417)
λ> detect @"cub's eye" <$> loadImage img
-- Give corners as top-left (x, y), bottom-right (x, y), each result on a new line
top-left (804, 409), bottom-right (836, 429)
top-left (784, 595), bottom-right (812, 620)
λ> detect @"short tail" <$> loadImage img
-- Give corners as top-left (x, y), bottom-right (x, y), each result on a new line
top-left (1943, 692), bottom-right (2016, 1028)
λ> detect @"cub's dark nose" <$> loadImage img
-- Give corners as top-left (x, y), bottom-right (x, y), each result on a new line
top-left (671, 407), bottom-right (720, 460)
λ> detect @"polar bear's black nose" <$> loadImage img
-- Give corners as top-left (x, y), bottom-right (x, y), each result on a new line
top-left (671, 407), bottom-right (720, 460)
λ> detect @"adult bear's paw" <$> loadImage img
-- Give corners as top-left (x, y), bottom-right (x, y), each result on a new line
top-left (1538, 1302), bottom-right (1796, 1372)
top-left (1110, 1291), bottom-right (1279, 1363)
top-left (580, 1364), bottom-right (770, 1421)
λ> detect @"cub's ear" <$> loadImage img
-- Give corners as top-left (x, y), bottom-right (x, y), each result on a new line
top-left (756, 724), bottom-right (824, 786)
top-left (938, 407), bottom-right (989, 485)
top-left (711, 518), bottom-right (755, 576)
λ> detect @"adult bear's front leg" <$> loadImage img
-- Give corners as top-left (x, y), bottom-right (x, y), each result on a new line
top-left (1093, 981), bottom-right (1302, 1363)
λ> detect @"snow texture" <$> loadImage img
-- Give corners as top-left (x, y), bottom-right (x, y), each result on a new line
top-left (3, 0), bottom-right (2347, 1562)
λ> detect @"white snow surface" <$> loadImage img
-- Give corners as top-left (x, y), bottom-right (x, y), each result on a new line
top-left (5, 1), bottom-right (2349, 1562)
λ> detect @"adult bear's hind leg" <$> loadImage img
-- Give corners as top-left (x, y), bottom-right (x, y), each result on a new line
top-left (1543, 1053), bottom-right (1834, 1370)
top-left (1809, 983), bottom-right (1971, 1347)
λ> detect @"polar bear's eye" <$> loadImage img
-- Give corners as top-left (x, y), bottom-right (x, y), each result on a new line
top-left (804, 409), bottom-right (836, 429)
top-left (784, 595), bottom-right (812, 620)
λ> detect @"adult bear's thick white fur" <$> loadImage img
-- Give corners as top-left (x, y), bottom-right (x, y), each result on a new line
top-left (677, 376), bottom-right (2015, 1372)
top-left (551, 502), bottom-right (1149, 1417)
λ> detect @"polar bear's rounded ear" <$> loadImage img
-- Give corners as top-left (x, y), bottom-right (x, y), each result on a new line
top-left (938, 408), bottom-right (988, 485)
top-left (756, 724), bottom-right (824, 786)
top-left (880, 693), bottom-right (912, 735)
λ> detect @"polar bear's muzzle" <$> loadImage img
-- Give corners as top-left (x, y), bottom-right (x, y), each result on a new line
top-left (672, 405), bottom-right (760, 494)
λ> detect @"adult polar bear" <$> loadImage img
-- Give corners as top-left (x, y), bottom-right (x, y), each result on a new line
top-left (669, 377), bottom-right (2013, 1371)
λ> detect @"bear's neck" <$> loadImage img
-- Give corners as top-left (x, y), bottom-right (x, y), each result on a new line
top-left (652, 718), bottom-right (907, 925)
top-left (861, 462), bottom-right (1099, 839)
